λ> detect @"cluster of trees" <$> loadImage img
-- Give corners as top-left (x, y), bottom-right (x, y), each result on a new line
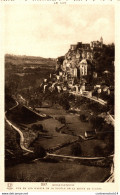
top-left (90, 115), bottom-right (114, 132)
top-left (90, 116), bottom-right (114, 135)
top-left (71, 143), bottom-right (82, 156)
top-left (29, 98), bottom-right (42, 108)
top-left (87, 101), bottom-right (108, 113)
top-left (58, 94), bottom-right (70, 110)
top-left (42, 89), bottom-right (112, 114)
top-left (75, 96), bottom-right (86, 106)
top-left (33, 143), bottom-right (46, 158)
top-left (94, 132), bottom-right (114, 156)
top-left (43, 91), bottom-right (71, 110)
top-left (71, 134), bottom-right (114, 158)
top-left (107, 93), bottom-right (114, 111)
top-left (93, 44), bottom-right (114, 74)
top-left (90, 116), bottom-right (105, 131)
top-left (5, 123), bottom-right (23, 166)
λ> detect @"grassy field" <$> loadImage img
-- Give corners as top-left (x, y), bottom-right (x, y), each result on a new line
top-left (6, 105), bottom-right (77, 150)
top-left (5, 160), bottom-right (110, 182)
top-left (36, 107), bottom-right (67, 116)
top-left (55, 139), bottom-right (107, 157)
top-left (29, 118), bottom-right (78, 150)
top-left (36, 108), bottom-right (92, 137)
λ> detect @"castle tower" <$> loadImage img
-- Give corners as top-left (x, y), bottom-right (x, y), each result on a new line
top-left (100, 37), bottom-right (103, 48)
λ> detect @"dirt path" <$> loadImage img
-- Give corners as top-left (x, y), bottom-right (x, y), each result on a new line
top-left (5, 102), bottom-right (33, 153)
top-left (46, 153), bottom-right (114, 160)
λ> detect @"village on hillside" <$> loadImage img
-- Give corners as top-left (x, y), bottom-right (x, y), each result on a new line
top-left (41, 37), bottom-right (114, 110)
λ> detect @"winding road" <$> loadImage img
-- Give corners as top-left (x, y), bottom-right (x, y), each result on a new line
top-left (5, 101), bottom-right (33, 153)
top-left (46, 153), bottom-right (114, 160)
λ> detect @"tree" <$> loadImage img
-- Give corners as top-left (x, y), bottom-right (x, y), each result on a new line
top-left (59, 93), bottom-right (70, 110)
top-left (107, 94), bottom-right (114, 107)
top-left (80, 114), bottom-right (87, 122)
top-left (90, 116), bottom-right (105, 131)
top-left (94, 145), bottom-right (103, 156)
top-left (63, 100), bottom-right (70, 110)
top-left (93, 44), bottom-right (115, 75)
top-left (71, 143), bottom-right (82, 156)
top-left (58, 116), bottom-right (66, 124)
top-left (33, 143), bottom-right (46, 158)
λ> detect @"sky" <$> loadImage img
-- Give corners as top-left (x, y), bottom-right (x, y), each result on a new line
top-left (4, 5), bottom-right (114, 58)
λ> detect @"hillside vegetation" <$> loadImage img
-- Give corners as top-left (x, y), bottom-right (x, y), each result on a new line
top-left (5, 54), bottom-right (56, 96)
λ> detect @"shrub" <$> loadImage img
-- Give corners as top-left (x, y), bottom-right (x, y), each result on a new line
top-left (55, 127), bottom-right (60, 132)
top-left (58, 93), bottom-right (70, 110)
top-left (79, 114), bottom-right (88, 122)
top-left (104, 133), bottom-right (114, 154)
top-left (33, 143), bottom-right (46, 158)
top-left (94, 145), bottom-right (104, 156)
top-left (58, 116), bottom-right (66, 124)
top-left (103, 123), bottom-right (114, 132)
top-left (71, 143), bottom-right (82, 156)
top-left (90, 116), bottom-right (105, 131)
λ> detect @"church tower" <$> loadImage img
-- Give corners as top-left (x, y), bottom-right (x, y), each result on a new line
top-left (100, 37), bottom-right (103, 48)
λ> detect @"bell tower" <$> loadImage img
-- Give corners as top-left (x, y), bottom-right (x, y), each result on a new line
top-left (100, 37), bottom-right (103, 48)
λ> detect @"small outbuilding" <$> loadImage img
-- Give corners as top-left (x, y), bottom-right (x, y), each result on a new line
top-left (85, 130), bottom-right (96, 138)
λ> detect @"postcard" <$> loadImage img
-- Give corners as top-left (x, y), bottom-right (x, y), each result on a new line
top-left (0, 0), bottom-right (119, 192)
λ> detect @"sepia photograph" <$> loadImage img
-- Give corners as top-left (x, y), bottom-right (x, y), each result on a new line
top-left (4, 4), bottom-right (115, 183)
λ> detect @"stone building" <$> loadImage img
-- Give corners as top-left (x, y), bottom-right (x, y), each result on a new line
top-left (70, 44), bottom-right (77, 51)
top-left (79, 59), bottom-right (88, 76)
top-left (55, 38), bottom-right (103, 85)
top-left (90, 37), bottom-right (103, 49)
top-left (73, 68), bottom-right (77, 77)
